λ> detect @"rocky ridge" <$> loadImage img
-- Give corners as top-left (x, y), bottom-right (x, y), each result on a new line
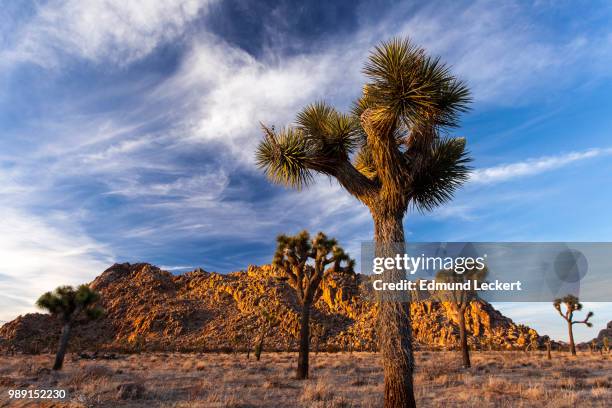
top-left (0, 263), bottom-right (541, 353)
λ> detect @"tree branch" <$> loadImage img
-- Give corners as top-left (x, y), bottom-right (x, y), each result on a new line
top-left (572, 311), bottom-right (594, 326)
top-left (308, 155), bottom-right (380, 204)
top-left (554, 303), bottom-right (568, 322)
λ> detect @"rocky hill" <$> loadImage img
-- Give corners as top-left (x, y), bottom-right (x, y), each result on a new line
top-left (0, 263), bottom-right (541, 354)
top-left (581, 320), bottom-right (612, 347)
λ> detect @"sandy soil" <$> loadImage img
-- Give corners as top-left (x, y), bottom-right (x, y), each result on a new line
top-left (0, 351), bottom-right (610, 407)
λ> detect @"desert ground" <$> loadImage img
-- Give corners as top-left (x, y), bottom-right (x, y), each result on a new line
top-left (0, 351), bottom-right (610, 407)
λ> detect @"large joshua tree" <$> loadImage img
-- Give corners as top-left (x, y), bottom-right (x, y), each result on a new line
top-left (256, 38), bottom-right (471, 406)
top-left (432, 265), bottom-right (488, 368)
top-left (36, 285), bottom-right (104, 370)
top-left (272, 230), bottom-right (354, 379)
top-left (553, 295), bottom-right (594, 356)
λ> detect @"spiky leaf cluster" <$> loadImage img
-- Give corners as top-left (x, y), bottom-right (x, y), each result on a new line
top-left (297, 102), bottom-right (360, 158)
top-left (256, 102), bottom-right (361, 190)
top-left (362, 38), bottom-right (471, 129)
top-left (36, 285), bottom-right (104, 323)
top-left (256, 126), bottom-right (315, 189)
top-left (409, 137), bottom-right (471, 212)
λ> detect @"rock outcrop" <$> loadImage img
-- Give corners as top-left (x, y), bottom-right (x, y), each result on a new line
top-left (0, 263), bottom-right (541, 353)
top-left (581, 320), bottom-right (612, 347)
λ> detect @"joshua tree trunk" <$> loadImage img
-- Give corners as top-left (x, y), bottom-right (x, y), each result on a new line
top-left (254, 323), bottom-right (269, 361)
top-left (297, 302), bottom-right (311, 379)
top-left (458, 308), bottom-right (471, 368)
top-left (53, 322), bottom-right (72, 370)
top-left (374, 213), bottom-right (416, 408)
top-left (546, 342), bottom-right (552, 360)
top-left (568, 321), bottom-right (576, 356)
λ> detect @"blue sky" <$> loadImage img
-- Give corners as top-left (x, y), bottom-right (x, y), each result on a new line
top-left (1, 0), bottom-right (611, 342)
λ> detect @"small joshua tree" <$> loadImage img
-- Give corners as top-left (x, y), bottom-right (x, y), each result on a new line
top-left (529, 336), bottom-right (539, 356)
top-left (254, 307), bottom-right (279, 361)
top-left (36, 285), bottom-right (104, 370)
top-left (553, 295), bottom-right (593, 356)
top-left (433, 265), bottom-right (488, 368)
top-left (543, 336), bottom-right (552, 360)
top-left (311, 323), bottom-right (325, 355)
top-left (272, 230), bottom-right (354, 379)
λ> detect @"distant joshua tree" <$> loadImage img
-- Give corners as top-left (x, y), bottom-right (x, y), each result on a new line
top-left (36, 285), bottom-right (104, 370)
top-left (590, 339), bottom-right (598, 354)
top-left (311, 324), bottom-right (325, 355)
top-left (529, 336), bottom-right (539, 355)
top-left (553, 295), bottom-right (593, 356)
top-left (256, 38), bottom-right (471, 407)
top-left (254, 306), bottom-right (279, 361)
top-left (272, 230), bottom-right (354, 379)
top-left (542, 336), bottom-right (552, 360)
top-left (433, 265), bottom-right (488, 368)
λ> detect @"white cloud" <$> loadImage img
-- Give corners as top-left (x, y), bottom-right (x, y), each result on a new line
top-left (105, 171), bottom-right (230, 200)
top-left (470, 147), bottom-right (612, 184)
top-left (0, 207), bottom-right (113, 322)
top-left (2, 0), bottom-right (214, 67)
top-left (152, 37), bottom-right (345, 162)
top-left (0, 168), bottom-right (113, 322)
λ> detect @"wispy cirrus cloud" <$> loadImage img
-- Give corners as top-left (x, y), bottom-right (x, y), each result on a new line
top-left (1, 0), bottom-right (215, 68)
top-left (470, 147), bottom-right (612, 184)
top-left (150, 36), bottom-right (360, 162)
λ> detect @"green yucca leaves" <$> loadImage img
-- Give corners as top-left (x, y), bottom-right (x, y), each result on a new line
top-left (363, 37), bottom-right (471, 130)
top-left (256, 103), bottom-right (362, 189)
top-left (37, 285), bottom-right (104, 322)
top-left (256, 125), bottom-right (315, 189)
top-left (296, 102), bottom-right (335, 141)
top-left (297, 102), bottom-right (361, 157)
top-left (409, 137), bottom-right (472, 212)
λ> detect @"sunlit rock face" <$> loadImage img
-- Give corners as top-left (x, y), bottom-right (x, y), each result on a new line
top-left (0, 263), bottom-right (541, 353)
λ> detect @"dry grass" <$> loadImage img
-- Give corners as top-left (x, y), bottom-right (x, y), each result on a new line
top-left (0, 351), bottom-right (609, 407)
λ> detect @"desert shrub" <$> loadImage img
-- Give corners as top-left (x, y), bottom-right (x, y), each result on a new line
top-left (300, 379), bottom-right (334, 403)
top-left (63, 364), bottom-right (115, 388)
